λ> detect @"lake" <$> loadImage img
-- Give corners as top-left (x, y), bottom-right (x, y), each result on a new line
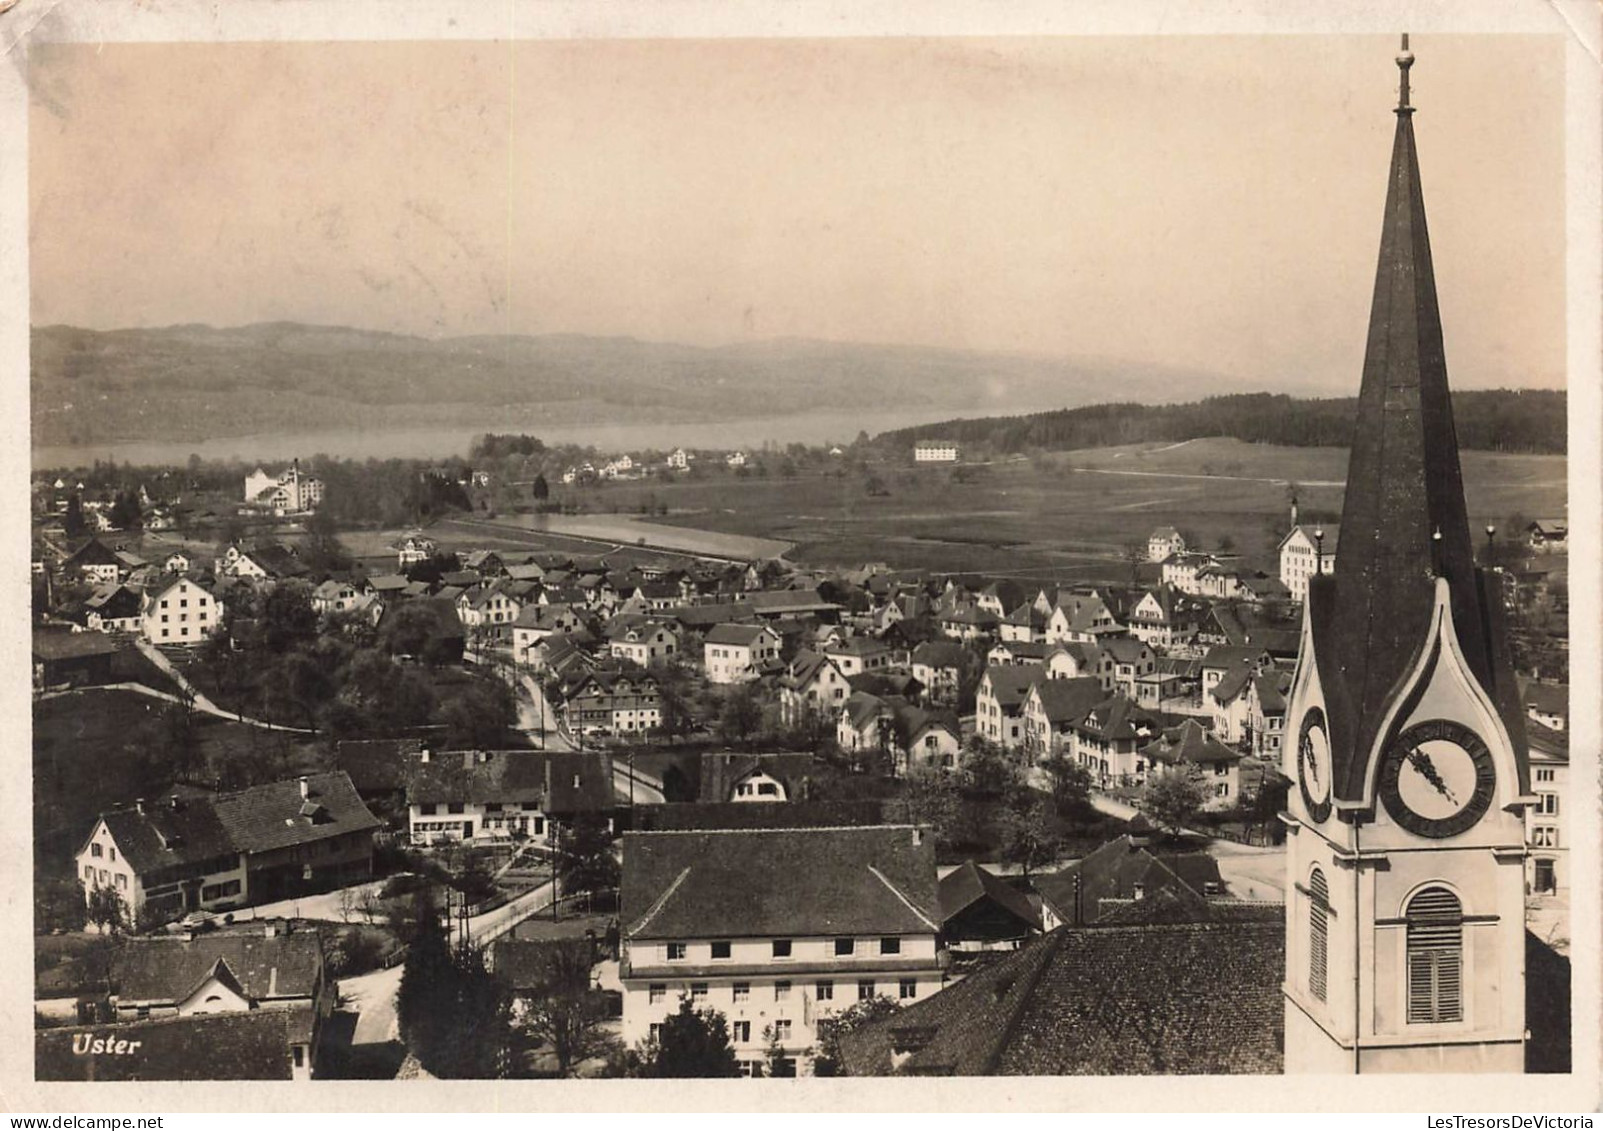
top-left (30, 404), bottom-right (1057, 469)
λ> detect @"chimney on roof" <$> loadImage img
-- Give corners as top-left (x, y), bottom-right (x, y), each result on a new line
top-left (265, 919), bottom-right (279, 938)
top-left (911, 827), bottom-right (924, 847)
top-left (169, 794), bottom-right (180, 811)
top-left (420, 747), bottom-right (431, 764)
top-left (135, 798), bottom-right (145, 815)
top-left (298, 776), bottom-right (310, 800)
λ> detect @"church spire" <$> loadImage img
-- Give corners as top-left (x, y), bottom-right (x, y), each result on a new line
top-left (1307, 38), bottom-right (1522, 800)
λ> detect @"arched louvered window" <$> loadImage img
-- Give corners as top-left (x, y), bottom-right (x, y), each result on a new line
top-left (1308, 868), bottom-right (1329, 1002)
top-left (1406, 886), bottom-right (1464, 1024)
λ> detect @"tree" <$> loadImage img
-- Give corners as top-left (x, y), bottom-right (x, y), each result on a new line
top-left (959, 736), bottom-right (1021, 797)
top-left (259, 581), bottom-right (319, 654)
top-left (440, 677), bottom-right (518, 749)
top-left (813, 996), bottom-right (901, 1076)
top-left (85, 885), bottom-right (127, 934)
top-left (899, 766), bottom-right (961, 852)
top-left (515, 937), bottom-right (616, 1076)
top-left (640, 996), bottom-right (741, 1078)
top-left (109, 490), bottom-right (143, 531)
top-left (716, 685), bottom-right (764, 744)
top-left (1042, 754), bottom-right (1095, 819)
top-left (998, 788), bottom-right (1062, 877)
top-left (63, 494), bottom-right (86, 538)
top-left (397, 891), bottom-right (512, 1077)
top-left (1140, 766), bottom-right (1209, 836)
top-left (557, 813), bottom-right (620, 894)
top-left (532, 474), bottom-right (550, 502)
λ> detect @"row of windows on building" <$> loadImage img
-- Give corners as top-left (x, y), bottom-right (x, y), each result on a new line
top-left (663, 936), bottom-right (906, 962)
top-left (648, 977), bottom-right (919, 1008)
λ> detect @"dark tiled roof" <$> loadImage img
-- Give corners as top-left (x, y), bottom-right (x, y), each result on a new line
top-left (910, 641), bottom-right (966, 668)
top-left (96, 800), bottom-right (237, 877)
top-left (1032, 836), bottom-right (1222, 927)
top-left (405, 750), bottom-right (613, 811)
top-left (622, 825), bottom-right (938, 941)
top-left (938, 861), bottom-right (1042, 931)
top-left (704, 622), bottom-right (774, 646)
top-left (981, 664), bottom-right (1043, 710)
top-left (1522, 681), bottom-right (1568, 718)
top-left (1029, 677), bottom-right (1105, 725)
top-left (115, 930), bottom-right (323, 1004)
top-left (209, 772), bottom-right (382, 854)
top-left (36, 1007), bottom-right (313, 1081)
top-left (33, 629), bottom-right (121, 661)
top-left (1142, 719), bottom-right (1241, 767)
top-left (839, 918), bottom-right (1284, 1076)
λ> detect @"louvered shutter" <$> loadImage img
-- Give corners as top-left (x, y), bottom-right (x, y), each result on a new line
top-left (1406, 887), bottom-right (1463, 1023)
top-left (1308, 869), bottom-right (1330, 1002)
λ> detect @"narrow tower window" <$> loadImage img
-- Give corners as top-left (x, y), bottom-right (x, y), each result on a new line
top-left (1308, 868), bottom-right (1330, 1002)
top-left (1405, 886), bottom-right (1463, 1024)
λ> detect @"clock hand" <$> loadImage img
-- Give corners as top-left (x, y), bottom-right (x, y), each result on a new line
top-left (1406, 746), bottom-right (1458, 806)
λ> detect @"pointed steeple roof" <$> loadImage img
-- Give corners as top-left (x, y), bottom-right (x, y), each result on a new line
top-left (1308, 38), bottom-right (1529, 800)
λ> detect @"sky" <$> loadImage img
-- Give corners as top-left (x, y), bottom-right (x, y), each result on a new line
top-left (27, 34), bottom-right (1566, 394)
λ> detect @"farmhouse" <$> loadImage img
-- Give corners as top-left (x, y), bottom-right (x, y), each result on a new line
top-left (913, 440), bottom-right (960, 463)
top-left (405, 749), bottom-right (613, 847)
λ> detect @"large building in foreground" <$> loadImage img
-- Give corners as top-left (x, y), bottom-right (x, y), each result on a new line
top-left (619, 825), bottom-right (944, 1077)
top-left (1281, 39), bottom-right (1536, 1074)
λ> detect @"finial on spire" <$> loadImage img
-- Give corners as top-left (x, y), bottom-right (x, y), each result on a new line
top-left (1396, 33), bottom-right (1415, 114)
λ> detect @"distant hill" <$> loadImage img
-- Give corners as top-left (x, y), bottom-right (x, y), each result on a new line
top-left (874, 390), bottom-right (1566, 455)
top-left (30, 323), bottom-right (1260, 447)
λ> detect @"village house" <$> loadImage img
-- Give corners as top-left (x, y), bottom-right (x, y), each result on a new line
top-left (405, 749), bottom-right (613, 847)
top-left (1525, 517), bottom-right (1567, 554)
top-left (913, 440), bottom-right (960, 463)
top-left (937, 605), bottom-right (999, 643)
top-left (1071, 696), bottom-right (1166, 786)
top-left (698, 752), bottom-right (823, 803)
top-left (1021, 676), bottom-right (1105, 761)
top-left (36, 1007), bottom-right (322, 1082)
top-left (1278, 524), bottom-right (1338, 603)
top-left (1140, 719), bottom-right (1244, 808)
top-left (215, 541), bottom-right (308, 583)
top-left (140, 575), bottom-right (225, 647)
top-left (778, 651), bottom-right (851, 727)
top-left (1159, 550), bottom-right (1223, 596)
top-left (823, 634), bottom-right (892, 676)
top-left (937, 861), bottom-right (1043, 952)
top-left (163, 551), bottom-right (192, 574)
top-left (997, 602), bottom-right (1050, 643)
top-left (392, 532), bottom-right (437, 571)
top-left (666, 448), bottom-right (691, 471)
top-left (1526, 721), bottom-right (1568, 897)
top-left (63, 538), bottom-right (128, 585)
top-left (1033, 824), bottom-right (1227, 930)
top-left (726, 450), bottom-right (748, 468)
top-left (85, 584), bottom-right (145, 633)
top-left (1101, 636), bottom-right (1157, 698)
top-left (563, 670), bottom-right (662, 737)
top-left (1045, 593), bottom-right (1123, 644)
top-left (909, 641), bottom-right (965, 705)
top-left (1243, 669), bottom-right (1292, 760)
top-left (75, 773), bottom-right (380, 925)
top-left (1127, 585), bottom-right (1200, 649)
top-left (33, 628), bottom-right (120, 691)
top-left (1147, 526), bottom-right (1186, 563)
top-left (310, 579), bottom-right (369, 618)
top-left (1201, 646), bottom-right (1276, 743)
top-left (456, 581), bottom-right (524, 636)
top-left (704, 623), bottom-right (782, 684)
top-left (619, 825), bottom-right (945, 1077)
top-left (511, 603), bottom-right (587, 661)
top-left (242, 462), bottom-right (323, 515)
top-left (110, 924), bottom-right (332, 1030)
top-left (605, 617), bottom-right (681, 667)
top-left (975, 663), bottom-right (1044, 749)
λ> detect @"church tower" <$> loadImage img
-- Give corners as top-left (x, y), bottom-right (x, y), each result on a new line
top-left (1282, 37), bottom-right (1536, 1074)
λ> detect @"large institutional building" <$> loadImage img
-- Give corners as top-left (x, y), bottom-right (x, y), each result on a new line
top-left (1281, 39), bottom-right (1536, 1073)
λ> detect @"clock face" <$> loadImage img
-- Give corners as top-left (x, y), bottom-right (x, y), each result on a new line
top-left (1298, 709), bottom-right (1333, 823)
top-left (1379, 719), bottom-right (1497, 838)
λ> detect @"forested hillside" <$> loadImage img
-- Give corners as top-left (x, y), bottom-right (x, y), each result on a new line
top-left (876, 390), bottom-right (1565, 455)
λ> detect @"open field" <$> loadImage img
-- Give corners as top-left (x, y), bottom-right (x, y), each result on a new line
top-left (540, 438), bottom-right (1564, 578)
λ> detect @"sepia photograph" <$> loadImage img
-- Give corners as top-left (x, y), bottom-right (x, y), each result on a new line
top-left (4, 0), bottom-right (1599, 1114)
